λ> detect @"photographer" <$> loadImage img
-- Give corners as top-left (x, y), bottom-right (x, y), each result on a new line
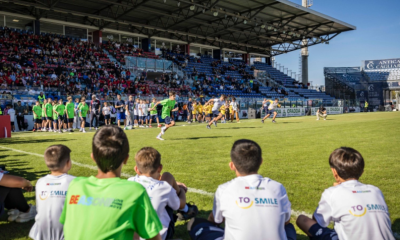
top-left (316, 105), bottom-right (327, 120)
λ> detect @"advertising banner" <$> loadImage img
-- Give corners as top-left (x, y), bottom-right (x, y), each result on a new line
top-left (240, 109), bottom-right (248, 119)
top-left (311, 107), bottom-right (343, 115)
top-left (262, 108), bottom-right (305, 118)
top-left (364, 58), bottom-right (400, 70)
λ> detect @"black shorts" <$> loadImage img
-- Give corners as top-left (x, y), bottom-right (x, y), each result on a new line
top-left (164, 116), bottom-right (173, 125)
top-left (67, 118), bottom-right (74, 123)
top-left (10, 122), bottom-right (14, 126)
top-left (134, 115), bottom-right (139, 121)
top-left (46, 117), bottom-right (53, 121)
top-left (41, 117), bottom-right (46, 120)
top-left (58, 115), bottom-right (64, 121)
top-left (80, 117), bottom-right (86, 121)
top-left (266, 109), bottom-right (276, 115)
top-left (35, 119), bottom-right (41, 124)
top-left (207, 114), bottom-right (211, 118)
top-left (212, 110), bottom-right (220, 118)
top-left (308, 223), bottom-right (338, 240)
top-left (104, 114), bottom-right (110, 120)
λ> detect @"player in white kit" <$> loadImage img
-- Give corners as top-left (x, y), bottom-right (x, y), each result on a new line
top-left (129, 147), bottom-right (198, 240)
top-left (29, 145), bottom-right (75, 240)
top-left (205, 95), bottom-right (226, 129)
top-left (296, 147), bottom-right (395, 240)
top-left (230, 97), bottom-right (240, 123)
top-left (189, 139), bottom-right (296, 240)
top-left (262, 98), bottom-right (280, 123)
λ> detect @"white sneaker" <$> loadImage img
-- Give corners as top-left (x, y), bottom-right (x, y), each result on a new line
top-left (54, 130), bottom-right (57, 133)
top-left (145, 125), bottom-right (149, 128)
top-left (316, 119), bottom-right (320, 121)
top-left (63, 129), bottom-right (67, 132)
top-left (161, 127), bottom-right (166, 135)
top-left (95, 128), bottom-right (98, 130)
top-left (58, 130), bottom-right (62, 133)
top-left (156, 136), bottom-right (164, 141)
top-left (79, 128), bottom-right (83, 132)
top-left (83, 129), bottom-right (86, 133)
top-left (8, 209), bottom-right (20, 222)
top-left (324, 119), bottom-right (326, 120)
top-left (16, 205), bottom-right (36, 223)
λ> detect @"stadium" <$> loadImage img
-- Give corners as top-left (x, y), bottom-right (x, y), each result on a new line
top-left (0, 0), bottom-right (399, 239)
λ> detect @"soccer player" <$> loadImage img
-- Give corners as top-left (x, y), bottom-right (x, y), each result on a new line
top-left (149, 98), bottom-right (160, 128)
top-left (89, 95), bottom-right (101, 130)
top-left (44, 98), bottom-right (53, 132)
top-left (261, 98), bottom-right (280, 123)
top-left (206, 94), bottom-right (226, 129)
top-left (316, 105), bottom-right (327, 121)
top-left (230, 97), bottom-right (240, 123)
top-left (190, 101), bottom-right (197, 124)
top-left (189, 139), bottom-right (296, 240)
top-left (142, 100), bottom-right (149, 128)
top-left (78, 100), bottom-right (89, 133)
top-left (129, 147), bottom-right (198, 240)
top-left (59, 126), bottom-right (163, 240)
top-left (65, 96), bottom-right (75, 132)
top-left (32, 101), bottom-right (42, 132)
top-left (41, 99), bottom-right (47, 131)
top-left (115, 94), bottom-right (126, 128)
top-left (29, 145), bottom-right (75, 240)
top-left (296, 147), bottom-right (395, 240)
top-left (150, 92), bottom-right (178, 141)
top-left (138, 99), bottom-right (145, 128)
top-left (219, 103), bottom-right (227, 123)
top-left (52, 101), bottom-right (58, 132)
top-left (196, 101), bottom-right (203, 123)
top-left (55, 99), bottom-right (65, 133)
top-left (102, 102), bottom-right (111, 125)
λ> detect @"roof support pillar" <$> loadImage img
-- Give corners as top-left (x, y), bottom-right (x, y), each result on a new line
top-left (93, 30), bottom-right (103, 44)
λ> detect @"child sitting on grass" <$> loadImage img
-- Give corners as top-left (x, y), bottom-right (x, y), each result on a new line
top-left (296, 147), bottom-right (395, 240)
top-left (29, 145), bottom-right (75, 240)
top-left (129, 147), bottom-right (198, 240)
top-left (60, 126), bottom-right (163, 240)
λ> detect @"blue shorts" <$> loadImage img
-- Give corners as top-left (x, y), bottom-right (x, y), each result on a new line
top-left (41, 117), bottom-right (46, 120)
top-left (189, 222), bottom-right (224, 240)
top-left (104, 114), bottom-right (110, 120)
top-left (150, 115), bottom-right (157, 121)
top-left (35, 119), bottom-right (42, 124)
top-left (266, 109), bottom-right (276, 115)
top-left (117, 112), bottom-right (125, 120)
top-left (134, 115), bottom-right (139, 121)
top-left (212, 110), bottom-right (220, 118)
top-left (309, 223), bottom-right (338, 240)
top-left (164, 116), bottom-right (173, 125)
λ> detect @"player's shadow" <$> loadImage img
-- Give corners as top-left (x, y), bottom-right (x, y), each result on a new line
top-left (0, 138), bottom-right (73, 145)
top-left (215, 126), bottom-right (261, 129)
top-left (172, 136), bottom-right (231, 140)
top-left (281, 122), bottom-right (301, 124)
top-left (392, 218), bottom-right (400, 238)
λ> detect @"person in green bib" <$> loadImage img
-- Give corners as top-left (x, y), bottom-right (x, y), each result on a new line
top-left (56, 99), bottom-right (66, 133)
top-left (32, 100), bottom-right (42, 132)
top-left (44, 98), bottom-right (53, 132)
top-left (78, 99), bottom-right (89, 133)
top-left (149, 92), bottom-right (179, 141)
top-left (149, 97), bottom-right (161, 128)
top-left (65, 96), bottom-right (75, 132)
top-left (38, 92), bottom-right (46, 105)
top-left (60, 126), bottom-right (162, 240)
top-left (52, 101), bottom-right (59, 133)
top-left (41, 99), bottom-right (47, 131)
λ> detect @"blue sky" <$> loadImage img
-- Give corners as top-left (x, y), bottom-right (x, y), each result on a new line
top-left (274, 0), bottom-right (400, 86)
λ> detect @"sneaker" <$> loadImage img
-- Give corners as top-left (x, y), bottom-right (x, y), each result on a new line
top-left (324, 119), bottom-right (326, 121)
top-left (145, 125), bottom-right (149, 128)
top-left (62, 129), bottom-right (67, 133)
top-left (213, 121), bottom-right (217, 127)
top-left (261, 120), bottom-right (264, 123)
top-left (54, 130), bottom-right (57, 133)
top-left (58, 130), bottom-right (62, 133)
top-left (79, 128), bottom-right (83, 132)
top-left (272, 120), bottom-right (276, 123)
top-left (69, 130), bottom-right (74, 133)
top-left (32, 129), bottom-right (36, 132)
top-left (316, 119), bottom-right (320, 121)
top-left (15, 205), bottom-right (36, 223)
top-left (157, 125), bottom-right (161, 128)
top-left (8, 209), bottom-right (20, 222)
top-left (82, 129), bottom-right (86, 133)
top-left (161, 127), bottom-right (166, 135)
top-left (207, 125), bottom-right (211, 129)
top-left (89, 127), bottom-right (92, 130)
top-left (156, 136), bottom-right (165, 141)
top-left (149, 125), bottom-right (153, 128)
top-left (95, 128), bottom-right (98, 130)
top-left (237, 121), bottom-right (240, 123)
top-left (177, 202), bottom-right (199, 221)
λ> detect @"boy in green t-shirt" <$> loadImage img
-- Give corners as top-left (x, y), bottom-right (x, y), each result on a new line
top-left (44, 98), bottom-right (53, 132)
top-left (52, 102), bottom-right (59, 133)
top-left (149, 98), bottom-right (160, 128)
top-left (32, 101), bottom-right (42, 132)
top-left (59, 126), bottom-right (162, 240)
top-left (149, 92), bottom-right (179, 141)
top-left (65, 96), bottom-right (75, 132)
top-left (41, 99), bottom-right (47, 131)
top-left (56, 99), bottom-right (66, 133)
top-left (78, 100), bottom-right (89, 133)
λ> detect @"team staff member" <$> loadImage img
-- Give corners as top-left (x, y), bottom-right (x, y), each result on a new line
top-left (115, 94), bottom-right (126, 128)
top-left (316, 105), bottom-right (327, 121)
top-left (261, 98), bottom-right (280, 124)
top-left (38, 92), bottom-right (46, 105)
top-left (364, 101), bottom-right (369, 112)
top-left (89, 95), bottom-right (101, 131)
top-left (15, 101), bottom-right (27, 131)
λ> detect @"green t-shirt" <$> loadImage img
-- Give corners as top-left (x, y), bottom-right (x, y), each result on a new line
top-left (56, 104), bottom-right (65, 116)
top-left (59, 176), bottom-right (162, 240)
top-left (45, 103), bottom-right (53, 117)
top-left (53, 105), bottom-right (59, 119)
top-left (79, 104), bottom-right (89, 117)
top-left (32, 105), bottom-right (42, 119)
top-left (38, 95), bottom-right (46, 104)
top-left (160, 99), bottom-right (176, 119)
top-left (41, 104), bottom-right (46, 117)
top-left (150, 102), bottom-right (157, 115)
top-left (66, 102), bottom-right (75, 118)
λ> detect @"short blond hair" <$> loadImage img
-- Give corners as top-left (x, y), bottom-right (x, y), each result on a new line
top-left (135, 147), bottom-right (161, 174)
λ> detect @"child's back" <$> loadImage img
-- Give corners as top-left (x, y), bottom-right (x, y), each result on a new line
top-left (29, 173), bottom-right (75, 240)
top-left (314, 180), bottom-right (394, 240)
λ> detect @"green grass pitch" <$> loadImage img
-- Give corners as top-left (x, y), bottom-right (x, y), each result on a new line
top-left (1, 112), bottom-right (399, 240)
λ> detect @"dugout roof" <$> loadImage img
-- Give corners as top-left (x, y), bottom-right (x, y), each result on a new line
top-left (0, 0), bottom-right (356, 56)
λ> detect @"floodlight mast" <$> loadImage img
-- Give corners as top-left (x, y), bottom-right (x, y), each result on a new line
top-left (301, 0), bottom-right (313, 86)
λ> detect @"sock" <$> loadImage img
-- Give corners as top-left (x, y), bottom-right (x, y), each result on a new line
top-left (157, 133), bottom-right (161, 138)
top-left (179, 204), bottom-right (189, 212)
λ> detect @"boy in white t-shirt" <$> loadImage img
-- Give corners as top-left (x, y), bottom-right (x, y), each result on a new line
top-left (188, 139), bottom-right (296, 240)
top-left (296, 147), bottom-right (395, 240)
top-left (138, 100), bottom-right (145, 128)
top-left (129, 147), bottom-right (198, 240)
top-left (29, 144), bottom-right (75, 240)
top-left (102, 102), bottom-right (111, 125)
top-left (7, 104), bottom-right (16, 132)
top-left (142, 100), bottom-right (149, 128)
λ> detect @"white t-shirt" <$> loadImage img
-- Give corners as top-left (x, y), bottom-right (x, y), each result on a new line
top-left (230, 102), bottom-right (238, 111)
top-left (102, 106), bottom-right (111, 115)
top-left (268, 101), bottom-right (279, 110)
top-left (314, 180), bottom-right (395, 240)
top-left (212, 99), bottom-right (225, 112)
top-left (142, 104), bottom-right (148, 116)
top-left (29, 174), bottom-right (75, 240)
top-left (213, 174), bottom-right (291, 240)
top-left (134, 103), bottom-right (139, 115)
top-left (128, 175), bottom-right (180, 240)
top-left (8, 108), bottom-right (15, 122)
top-left (138, 104), bottom-right (144, 116)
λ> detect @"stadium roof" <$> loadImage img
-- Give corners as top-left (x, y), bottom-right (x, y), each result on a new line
top-left (0, 0), bottom-right (356, 56)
